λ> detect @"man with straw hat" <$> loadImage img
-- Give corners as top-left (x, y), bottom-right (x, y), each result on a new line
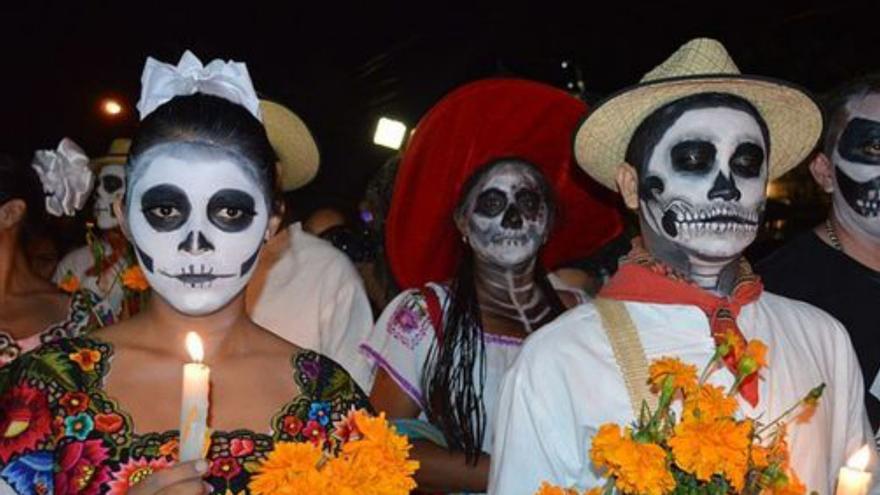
top-left (245, 99), bottom-right (375, 391)
top-left (53, 138), bottom-right (140, 324)
top-left (489, 39), bottom-right (877, 494)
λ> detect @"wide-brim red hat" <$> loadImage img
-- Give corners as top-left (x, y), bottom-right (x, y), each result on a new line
top-left (386, 78), bottom-right (624, 290)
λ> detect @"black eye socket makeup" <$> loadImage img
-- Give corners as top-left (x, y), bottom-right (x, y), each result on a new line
top-left (141, 184), bottom-right (191, 232)
top-left (475, 188), bottom-right (508, 217)
top-left (515, 189), bottom-right (542, 216)
top-left (729, 142), bottom-right (765, 178)
top-left (838, 118), bottom-right (880, 165)
top-left (671, 140), bottom-right (716, 174)
top-left (207, 189), bottom-right (257, 232)
top-left (102, 175), bottom-right (124, 193)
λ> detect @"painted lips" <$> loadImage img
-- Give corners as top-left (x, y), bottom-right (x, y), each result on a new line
top-left (159, 264), bottom-right (235, 288)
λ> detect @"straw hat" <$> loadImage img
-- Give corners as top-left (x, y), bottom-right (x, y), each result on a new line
top-left (90, 138), bottom-right (131, 170)
top-left (574, 38), bottom-right (823, 190)
top-left (259, 99), bottom-right (320, 191)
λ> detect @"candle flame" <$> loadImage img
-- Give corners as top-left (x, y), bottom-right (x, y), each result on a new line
top-left (847, 445), bottom-right (872, 470)
top-left (185, 332), bottom-right (204, 363)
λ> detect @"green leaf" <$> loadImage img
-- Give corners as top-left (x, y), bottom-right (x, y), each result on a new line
top-left (21, 351), bottom-right (81, 391)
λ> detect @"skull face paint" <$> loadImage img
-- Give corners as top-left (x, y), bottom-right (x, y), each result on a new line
top-left (831, 93), bottom-right (880, 237)
top-left (126, 146), bottom-right (269, 315)
top-left (459, 161), bottom-right (550, 267)
top-left (639, 106), bottom-right (767, 266)
top-left (93, 164), bottom-right (126, 230)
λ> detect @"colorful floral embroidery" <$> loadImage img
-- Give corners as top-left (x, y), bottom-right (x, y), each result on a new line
top-left (387, 292), bottom-right (431, 350)
top-left (106, 457), bottom-right (173, 494)
top-left (54, 439), bottom-right (111, 494)
top-left (0, 337), bottom-right (371, 494)
top-left (0, 384), bottom-right (52, 463)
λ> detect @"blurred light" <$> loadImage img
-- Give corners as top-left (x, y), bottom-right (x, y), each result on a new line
top-left (766, 180), bottom-right (785, 200)
top-left (561, 60), bottom-right (569, 69)
top-left (102, 99), bottom-right (123, 116)
top-left (374, 117), bottom-right (407, 150)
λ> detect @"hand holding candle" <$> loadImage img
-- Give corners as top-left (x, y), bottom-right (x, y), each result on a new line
top-left (179, 331), bottom-right (210, 462)
top-left (837, 445), bottom-right (873, 495)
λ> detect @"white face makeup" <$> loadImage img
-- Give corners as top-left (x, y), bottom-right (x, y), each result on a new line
top-left (126, 150), bottom-right (269, 315)
top-left (640, 106), bottom-right (767, 263)
top-left (94, 164), bottom-right (126, 230)
top-left (459, 161), bottom-right (550, 267)
top-left (831, 92), bottom-right (880, 238)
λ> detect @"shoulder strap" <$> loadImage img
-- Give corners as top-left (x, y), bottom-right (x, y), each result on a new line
top-left (419, 285), bottom-right (445, 342)
top-left (594, 298), bottom-right (655, 419)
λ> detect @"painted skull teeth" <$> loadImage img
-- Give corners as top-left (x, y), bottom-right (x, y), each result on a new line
top-left (854, 198), bottom-right (880, 217)
top-left (160, 264), bottom-right (234, 289)
top-left (663, 202), bottom-right (759, 237)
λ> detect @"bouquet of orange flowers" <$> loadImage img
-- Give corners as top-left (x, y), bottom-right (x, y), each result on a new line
top-left (248, 410), bottom-right (419, 495)
top-left (536, 338), bottom-right (824, 495)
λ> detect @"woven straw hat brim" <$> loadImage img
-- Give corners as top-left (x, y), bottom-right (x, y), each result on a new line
top-left (260, 100), bottom-right (320, 191)
top-left (574, 74), bottom-right (823, 190)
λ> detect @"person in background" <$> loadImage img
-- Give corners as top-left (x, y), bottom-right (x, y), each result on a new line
top-left (245, 100), bottom-right (375, 391)
top-left (53, 138), bottom-right (145, 325)
top-left (758, 76), bottom-right (880, 440)
top-left (363, 79), bottom-right (622, 493)
top-left (0, 153), bottom-right (96, 367)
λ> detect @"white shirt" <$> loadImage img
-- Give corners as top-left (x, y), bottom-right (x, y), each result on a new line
top-left (489, 292), bottom-right (878, 495)
top-left (361, 280), bottom-right (587, 455)
top-left (53, 239), bottom-right (130, 321)
top-left (246, 223), bottom-right (375, 391)
top-left (361, 283), bottom-right (527, 454)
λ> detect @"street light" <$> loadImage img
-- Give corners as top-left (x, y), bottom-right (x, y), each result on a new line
top-left (373, 117), bottom-right (407, 150)
top-left (101, 98), bottom-right (123, 117)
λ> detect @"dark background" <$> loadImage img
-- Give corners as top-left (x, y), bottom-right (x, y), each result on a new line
top-left (1, 1), bottom-right (878, 220)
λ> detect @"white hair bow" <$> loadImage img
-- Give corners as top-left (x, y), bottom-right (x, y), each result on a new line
top-left (31, 138), bottom-right (94, 217)
top-left (136, 50), bottom-right (262, 122)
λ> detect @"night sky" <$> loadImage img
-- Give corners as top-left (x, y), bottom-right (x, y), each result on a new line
top-left (2, 1), bottom-right (878, 210)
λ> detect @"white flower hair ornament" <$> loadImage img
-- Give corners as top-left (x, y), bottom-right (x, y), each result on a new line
top-left (31, 138), bottom-right (94, 217)
top-left (136, 50), bottom-right (262, 122)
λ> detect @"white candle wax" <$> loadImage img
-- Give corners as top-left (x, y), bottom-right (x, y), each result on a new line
top-left (179, 332), bottom-right (210, 462)
top-left (836, 445), bottom-right (873, 495)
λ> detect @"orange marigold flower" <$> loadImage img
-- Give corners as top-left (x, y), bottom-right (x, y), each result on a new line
top-left (121, 265), bottom-right (150, 291)
top-left (58, 272), bottom-right (80, 293)
top-left (69, 349), bottom-right (102, 372)
top-left (668, 418), bottom-right (753, 491)
top-left (248, 442), bottom-right (324, 495)
top-left (589, 424), bottom-right (674, 495)
top-left (750, 444), bottom-right (770, 469)
top-left (683, 384), bottom-right (738, 422)
top-left (533, 482), bottom-right (581, 495)
top-left (738, 340), bottom-right (768, 377)
top-left (648, 357), bottom-right (698, 393)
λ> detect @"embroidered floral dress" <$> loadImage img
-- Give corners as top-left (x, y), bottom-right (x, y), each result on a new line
top-left (0, 291), bottom-right (99, 368)
top-left (0, 336), bottom-right (370, 494)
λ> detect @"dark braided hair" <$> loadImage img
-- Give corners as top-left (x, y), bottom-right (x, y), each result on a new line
top-left (421, 158), bottom-right (564, 464)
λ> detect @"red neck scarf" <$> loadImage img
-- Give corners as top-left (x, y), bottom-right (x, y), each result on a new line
top-left (599, 239), bottom-right (764, 406)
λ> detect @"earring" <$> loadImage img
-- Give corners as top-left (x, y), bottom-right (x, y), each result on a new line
top-left (461, 235), bottom-right (468, 244)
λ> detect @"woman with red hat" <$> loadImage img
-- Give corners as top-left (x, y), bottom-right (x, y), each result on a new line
top-left (360, 79), bottom-right (623, 492)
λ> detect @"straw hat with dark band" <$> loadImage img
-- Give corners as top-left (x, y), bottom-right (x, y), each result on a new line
top-left (574, 38), bottom-right (823, 190)
top-left (259, 99), bottom-right (320, 191)
top-left (90, 138), bottom-right (131, 170)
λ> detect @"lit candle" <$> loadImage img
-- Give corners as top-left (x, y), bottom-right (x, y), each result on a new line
top-left (836, 445), bottom-right (873, 495)
top-left (179, 331), bottom-right (210, 462)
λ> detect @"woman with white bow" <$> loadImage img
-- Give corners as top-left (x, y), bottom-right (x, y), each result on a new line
top-left (0, 52), bottom-right (369, 494)
top-left (0, 146), bottom-right (98, 368)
